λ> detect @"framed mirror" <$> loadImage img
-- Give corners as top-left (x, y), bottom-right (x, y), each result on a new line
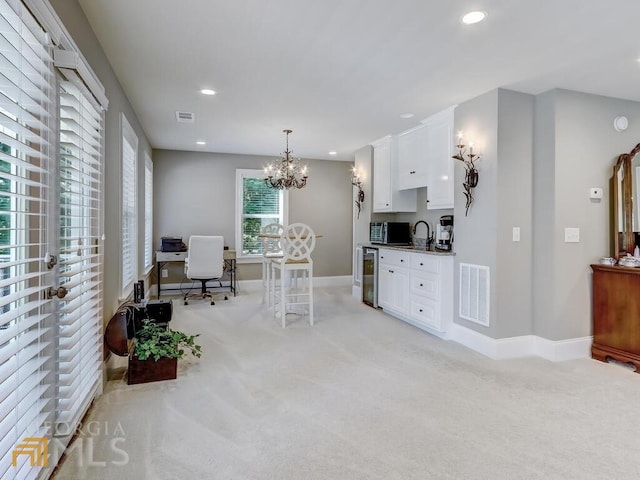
top-left (611, 143), bottom-right (639, 259)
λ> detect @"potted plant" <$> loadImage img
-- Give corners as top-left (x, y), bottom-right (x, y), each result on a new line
top-left (128, 319), bottom-right (202, 385)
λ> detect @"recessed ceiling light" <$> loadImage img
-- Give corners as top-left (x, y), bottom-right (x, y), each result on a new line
top-left (461, 11), bottom-right (486, 25)
top-left (200, 89), bottom-right (216, 95)
top-left (400, 113), bottom-right (415, 119)
top-left (328, 151), bottom-right (337, 155)
top-left (196, 141), bottom-right (206, 145)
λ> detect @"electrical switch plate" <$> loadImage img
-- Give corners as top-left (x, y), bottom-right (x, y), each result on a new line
top-left (512, 227), bottom-right (520, 242)
top-left (162, 269), bottom-right (168, 278)
top-left (589, 187), bottom-right (603, 199)
top-left (564, 227), bottom-right (580, 243)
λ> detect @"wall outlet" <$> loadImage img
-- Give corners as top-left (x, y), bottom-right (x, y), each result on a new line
top-left (564, 227), bottom-right (580, 243)
top-left (162, 268), bottom-right (168, 278)
top-left (512, 227), bottom-right (520, 242)
top-left (589, 187), bottom-right (603, 199)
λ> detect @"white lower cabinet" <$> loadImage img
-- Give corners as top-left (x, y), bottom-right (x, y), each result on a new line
top-left (378, 248), bottom-right (453, 336)
top-left (378, 249), bottom-right (409, 315)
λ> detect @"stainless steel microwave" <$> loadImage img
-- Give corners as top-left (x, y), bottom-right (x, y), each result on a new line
top-left (369, 222), bottom-right (412, 245)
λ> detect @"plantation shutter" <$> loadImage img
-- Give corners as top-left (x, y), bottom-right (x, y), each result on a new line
top-left (0, 1), bottom-right (56, 479)
top-left (121, 114), bottom-right (137, 298)
top-left (144, 153), bottom-right (152, 271)
top-left (56, 77), bottom-right (104, 426)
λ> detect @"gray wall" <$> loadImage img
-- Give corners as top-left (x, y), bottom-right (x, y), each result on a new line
top-left (153, 150), bottom-right (353, 282)
top-left (50, 0), bottom-right (153, 319)
top-left (495, 90), bottom-right (534, 338)
top-left (353, 146), bottom-right (373, 247)
top-left (533, 89), bottom-right (640, 340)
top-left (452, 89), bottom-right (501, 336)
top-left (453, 87), bottom-right (640, 342)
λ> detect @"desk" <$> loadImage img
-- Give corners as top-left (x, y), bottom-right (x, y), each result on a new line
top-left (156, 249), bottom-right (237, 298)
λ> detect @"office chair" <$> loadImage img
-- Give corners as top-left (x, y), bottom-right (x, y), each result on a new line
top-left (184, 235), bottom-right (226, 305)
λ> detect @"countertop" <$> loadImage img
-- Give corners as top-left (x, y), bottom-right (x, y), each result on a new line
top-left (359, 243), bottom-right (455, 256)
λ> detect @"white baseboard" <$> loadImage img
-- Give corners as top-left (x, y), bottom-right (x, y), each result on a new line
top-left (533, 336), bottom-right (593, 362)
top-left (151, 275), bottom-right (353, 296)
top-left (352, 285), bottom-right (361, 300)
top-left (451, 323), bottom-right (592, 362)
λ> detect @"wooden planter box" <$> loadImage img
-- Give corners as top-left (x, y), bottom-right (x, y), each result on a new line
top-left (127, 355), bottom-right (177, 385)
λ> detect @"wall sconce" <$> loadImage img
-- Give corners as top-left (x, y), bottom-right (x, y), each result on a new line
top-left (351, 167), bottom-right (365, 219)
top-left (452, 132), bottom-right (480, 216)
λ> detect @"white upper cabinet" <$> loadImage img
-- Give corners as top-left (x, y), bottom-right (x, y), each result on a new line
top-left (422, 106), bottom-right (455, 210)
top-left (393, 106), bottom-right (455, 208)
top-left (372, 136), bottom-right (417, 213)
top-left (397, 124), bottom-right (428, 190)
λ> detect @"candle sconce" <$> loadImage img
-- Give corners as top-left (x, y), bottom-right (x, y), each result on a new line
top-left (351, 168), bottom-right (365, 219)
top-left (452, 133), bottom-right (480, 216)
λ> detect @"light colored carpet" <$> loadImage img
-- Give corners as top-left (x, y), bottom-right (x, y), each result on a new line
top-left (53, 286), bottom-right (640, 480)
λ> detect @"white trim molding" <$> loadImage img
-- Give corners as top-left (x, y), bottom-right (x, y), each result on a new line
top-left (451, 322), bottom-right (592, 361)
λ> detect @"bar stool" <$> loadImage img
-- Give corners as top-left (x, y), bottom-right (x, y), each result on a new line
top-left (261, 223), bottom-right (284, 307)
top-left (271, 223), bottom-right (315, 327)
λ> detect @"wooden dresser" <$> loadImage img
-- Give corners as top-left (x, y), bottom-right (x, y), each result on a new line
top-left (591, 264), bottom-right (640, 371)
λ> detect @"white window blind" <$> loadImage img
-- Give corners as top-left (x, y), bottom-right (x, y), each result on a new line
top-left (121, 114), bottom-right (137, 298)
top-left (57, 78), bottom-right (103, 427)
top-left (144, 153), bottom-right (152, 272)
top-left (235, 169), bottom-right (287, 258)
top-left (0, 2), bottom-right (56, 480)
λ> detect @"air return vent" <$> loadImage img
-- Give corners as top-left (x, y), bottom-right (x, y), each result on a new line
top-left (175, 111), bottom-right (195, 123)
top-left (459, 263), bottom-right (490, 326)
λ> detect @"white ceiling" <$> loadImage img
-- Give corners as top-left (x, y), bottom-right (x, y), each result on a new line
top-left (77, 0), bottom-right (640, 162)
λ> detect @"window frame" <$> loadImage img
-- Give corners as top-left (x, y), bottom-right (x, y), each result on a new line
top-left (234, 169), bottom-right (288, 263)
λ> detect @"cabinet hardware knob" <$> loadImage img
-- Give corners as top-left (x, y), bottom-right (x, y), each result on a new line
top-left (419, 309), bottom-right (423, 312)
top-left (400, 259), bottom-right (404, 262)
top-left (420, 262), bottom-right (423, 266)
top-left (420, 283), bottom-right (423, 287)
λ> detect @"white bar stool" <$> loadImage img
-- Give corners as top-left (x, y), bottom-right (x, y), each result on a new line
top-left (271, 223), bottom-right (315, 327)
top-left (260, 223), bottom-right (284, 308)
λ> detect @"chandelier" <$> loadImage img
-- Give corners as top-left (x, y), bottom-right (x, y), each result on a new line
top-left (264, 129), bottom-right (308, 190)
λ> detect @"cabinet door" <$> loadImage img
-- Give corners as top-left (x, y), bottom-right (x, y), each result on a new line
top-left (378, 265), bottom-right (409, 314)
top-left (397, 126), bottom-right (428, 190)
top-left (377, 265), bottom-right (393, 309)
top-left (373, 140), bottom-right (392, 212)
top-left (391, 268), bottom-right (409, 314)
top-left (424, 108), bottom-right (454, 210)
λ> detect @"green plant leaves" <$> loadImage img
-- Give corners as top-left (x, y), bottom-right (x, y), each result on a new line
top-left (133, 319), bottom-right (202, 362)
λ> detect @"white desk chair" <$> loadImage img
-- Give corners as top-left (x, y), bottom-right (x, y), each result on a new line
top-left (271, 223), bottom-right (315, 327)
top-left (184, 235), bottom-right (226, 305)
top-left (261, 223), bottom-right (284, 307)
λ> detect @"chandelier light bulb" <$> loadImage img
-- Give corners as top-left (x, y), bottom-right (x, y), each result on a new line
top-left (264, 130), bottom-right (308, 190)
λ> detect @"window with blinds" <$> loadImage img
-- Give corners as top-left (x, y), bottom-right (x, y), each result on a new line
top-left (0, 2), bottom-right (56, 480)
top-left (57, 78), bottom-right (103, 427)
top-left (144, 153), bottom-right (152, 272)
top-left (235, 169), bottom-right (286, 258)
top-left (121, 114), bottom-right (137, 298)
